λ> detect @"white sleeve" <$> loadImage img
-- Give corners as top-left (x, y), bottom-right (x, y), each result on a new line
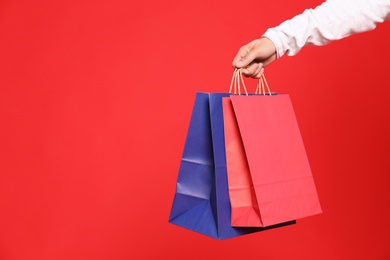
top-left (263, 0), bottom-right (390, 58)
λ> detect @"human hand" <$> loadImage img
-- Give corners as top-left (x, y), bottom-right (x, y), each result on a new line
top-left (232, 37), bottom-right (277, 78)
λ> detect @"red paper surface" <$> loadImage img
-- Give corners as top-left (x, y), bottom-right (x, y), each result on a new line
top-left (223, 97), bottom-right (262, 227)
top-left (230, 94), bottom-right (322, 226)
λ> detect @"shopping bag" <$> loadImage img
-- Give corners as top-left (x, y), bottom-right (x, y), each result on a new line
top-left (168, 92), bottom-right (295, 240)
top-left (223, 73), bottom-right (322, 227)
top-left (223, 97), bottom-right (262, 226)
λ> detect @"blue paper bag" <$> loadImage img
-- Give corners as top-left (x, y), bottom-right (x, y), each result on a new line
top-left (169, 93), bottom-right (295, 240)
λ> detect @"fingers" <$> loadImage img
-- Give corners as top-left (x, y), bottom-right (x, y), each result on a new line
top-left (232, 41), bottom-right (258, 68)
top-left (237, 52), bottom-right (277, 78)
top-left (232, 37), bottom-right (277, 71)
top-left (232, 45), bottom-right (250, 68)
top-left (253, 67), bottom-right (265, 79)
top-left (236, 49), bottom-right (260, 69)
top-left (241, 62), bottom-right (264, 78)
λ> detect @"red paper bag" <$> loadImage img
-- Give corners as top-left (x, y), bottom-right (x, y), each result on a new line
top-left (223, 98), bottom-right (262, 226)
top-left (223, 94), bottom-right (322, 227)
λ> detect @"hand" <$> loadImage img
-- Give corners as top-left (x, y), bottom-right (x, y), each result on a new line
top-left (232, 37), bottom-right (277, 78)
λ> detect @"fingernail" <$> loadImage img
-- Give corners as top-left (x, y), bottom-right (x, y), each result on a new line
top-left (236, 61), bottom-right (243, 67)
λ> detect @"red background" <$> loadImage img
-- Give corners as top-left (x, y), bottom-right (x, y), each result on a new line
top-left (1, 0), bottom-right (389, 259)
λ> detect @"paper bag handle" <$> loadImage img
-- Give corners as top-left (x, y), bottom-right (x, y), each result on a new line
top-left (229, 68), bottom-right (272, 96)
top-left (229, 68), bottom-right (248, 95)
top-left (255, 73), bottom-right (272, 95)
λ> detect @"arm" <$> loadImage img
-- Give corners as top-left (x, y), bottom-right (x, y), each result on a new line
top-left (233, 0), bottom-right (390, 78)
top-left (266, 0), bottom-right (390, 58)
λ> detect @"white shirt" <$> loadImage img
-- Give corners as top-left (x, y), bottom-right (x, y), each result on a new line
top-left (263, 0), bottom-right (390, 58)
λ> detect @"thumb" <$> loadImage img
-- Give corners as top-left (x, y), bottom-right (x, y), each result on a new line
top-left (234, 49), bottom-right (258, 68)
top-left (235, 60), bottom-right (244, 68)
